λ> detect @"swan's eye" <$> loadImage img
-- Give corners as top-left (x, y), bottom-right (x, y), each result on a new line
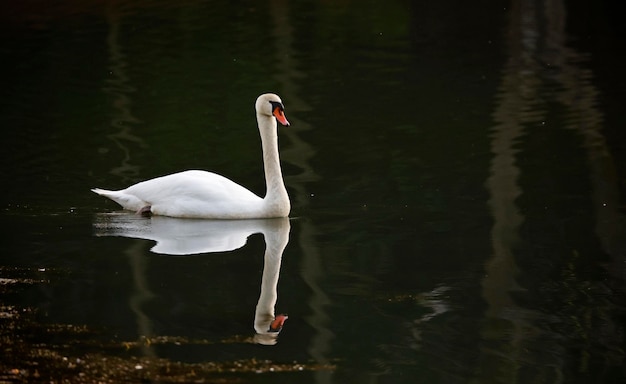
top-left (269, 101), bottom-right (284, 112)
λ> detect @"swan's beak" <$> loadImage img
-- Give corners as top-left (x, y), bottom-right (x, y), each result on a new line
top-left (269, 314), bottom-right (288, 332)
top-left (273, 107), bottom-right (290, 127)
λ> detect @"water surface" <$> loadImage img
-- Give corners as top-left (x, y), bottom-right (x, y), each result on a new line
top-left (1, 0), bottom-right (625, 383)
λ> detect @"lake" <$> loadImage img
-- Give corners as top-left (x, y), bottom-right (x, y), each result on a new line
top-left (1, 0), bottom-right (625, 383)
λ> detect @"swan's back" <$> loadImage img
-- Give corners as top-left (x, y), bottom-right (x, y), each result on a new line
top-left (93, 170), bottom-right (265, 219)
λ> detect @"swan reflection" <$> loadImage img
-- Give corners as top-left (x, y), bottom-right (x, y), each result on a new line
top-left (93, 213), bottom-right (290, 345)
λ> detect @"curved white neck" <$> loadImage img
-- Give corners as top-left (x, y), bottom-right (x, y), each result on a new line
top-left (257, 115), bottom-right (289, 210)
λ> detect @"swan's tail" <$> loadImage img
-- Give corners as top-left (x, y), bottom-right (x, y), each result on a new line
top-left (91, 188), bottom-right (113, 196)
top-left (91, 188), bottom-right (147, 211)
top-left (91, 188), bottom-right (119, 200)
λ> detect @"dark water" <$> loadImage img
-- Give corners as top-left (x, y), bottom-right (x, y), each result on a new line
top-left (1, 0), bottom-right (625, 382)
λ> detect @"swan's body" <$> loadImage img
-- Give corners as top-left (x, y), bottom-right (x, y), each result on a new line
top-left (92, 93), bottom-right (290, 219)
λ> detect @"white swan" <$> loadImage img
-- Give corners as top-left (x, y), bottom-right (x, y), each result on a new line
top-left (92, 93), bottom-right (291, 219)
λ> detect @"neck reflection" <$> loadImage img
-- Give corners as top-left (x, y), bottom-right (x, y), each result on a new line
top-left (93, 215), bottom-right (291, 346)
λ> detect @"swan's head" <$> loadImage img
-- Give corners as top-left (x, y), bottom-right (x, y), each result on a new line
top-left (256, 93), bottom-right (290, 127)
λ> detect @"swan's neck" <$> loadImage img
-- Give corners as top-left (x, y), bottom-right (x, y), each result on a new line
top-left (258, 115), bottom-right (289, 215)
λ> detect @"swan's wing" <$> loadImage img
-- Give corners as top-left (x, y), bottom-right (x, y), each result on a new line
top-left (123, 170), bottom-right (263, 218)
top-left (125, 170), bottom-right (259, 201)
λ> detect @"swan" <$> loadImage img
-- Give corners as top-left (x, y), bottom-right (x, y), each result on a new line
top-left (92, 93), bottom-right (291, 219)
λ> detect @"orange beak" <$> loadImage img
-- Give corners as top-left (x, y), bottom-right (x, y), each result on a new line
top-left (273, 107), bottom-right (290, 126)
top-left (269, 314), bottom-right (288, 332)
